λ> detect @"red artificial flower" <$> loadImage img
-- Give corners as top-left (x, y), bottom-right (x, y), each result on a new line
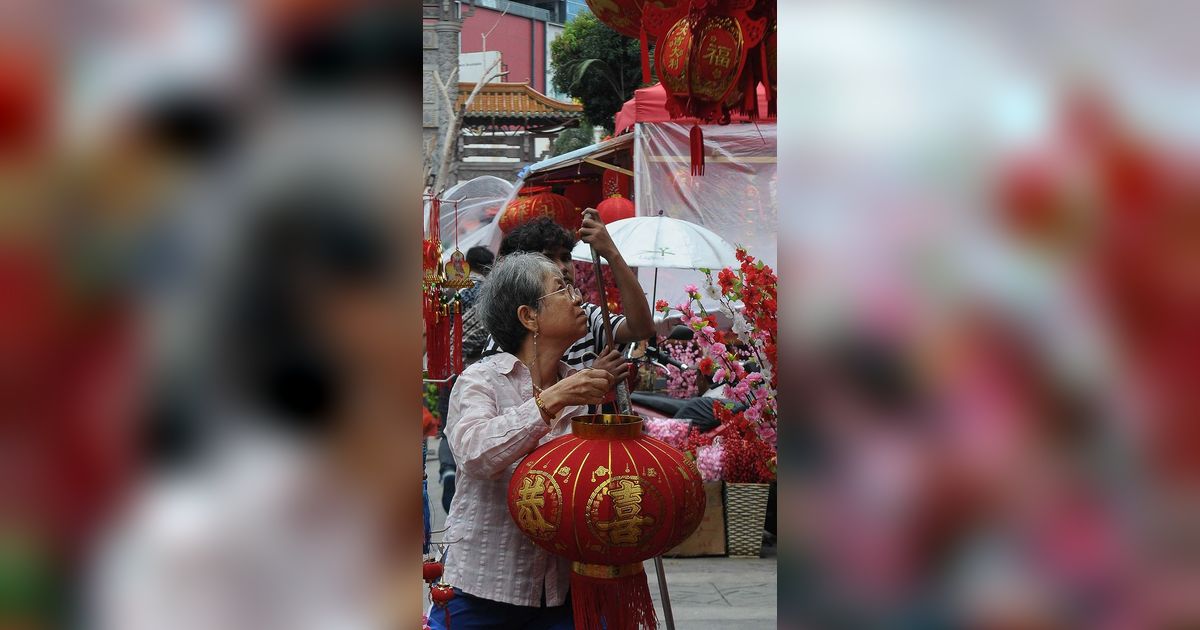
top-left (704, 314), bottom-right (719, 329)
top-left (717, 268), bottom-right (738, 294)
top-left (698, 357), bottom-right (715, 374)
top-left (655, 299), bottom-right (669, 312)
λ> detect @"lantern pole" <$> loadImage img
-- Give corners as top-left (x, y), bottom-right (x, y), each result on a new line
top-left (589, 240), bottom-right (677, 630)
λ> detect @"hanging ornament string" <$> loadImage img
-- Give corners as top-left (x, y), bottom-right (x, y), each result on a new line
top-left (452, 200), bottom-right (464, 375)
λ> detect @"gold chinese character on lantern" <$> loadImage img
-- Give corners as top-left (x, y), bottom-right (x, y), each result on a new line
top-left (595, 479), bottom-right (656, 546)
top-left (516, 475), bottom-right (556, 538)
top-left (703, 42), bottom-right (733, 69)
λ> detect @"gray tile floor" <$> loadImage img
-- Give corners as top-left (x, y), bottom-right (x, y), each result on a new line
top-left (423, 437), bottom-right (777, 629)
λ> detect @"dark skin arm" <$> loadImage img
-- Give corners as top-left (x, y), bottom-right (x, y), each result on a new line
top-left (577, 208), bottom-right (655, 344)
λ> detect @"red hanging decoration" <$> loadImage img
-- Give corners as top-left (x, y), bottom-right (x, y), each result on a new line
top-left (423, 560), bottom-right (444, 584)
top-left (690, 123), bottom-right (705, 176)
top-left (430, 582), bottom-right (455, 630)
top-left (499, 192), bottom-right (582, 234)
top-left (652, 1), bottom-right (766, 175)
top-left (562, 181), bottom-right (599, 211)
top-left (452, 302), bottom-right (464, 375)
top-left (597, 194), bottom-right (635, 224)
top-left (423, 196), bottom-right (452, 380)
top-left (507, 415), bottom-right (705, 629)
top-left (602, 169), bottom-right (632, 199)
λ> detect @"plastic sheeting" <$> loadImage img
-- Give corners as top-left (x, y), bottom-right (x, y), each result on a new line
top-left (634, 121), bottom-right (777, 314)
top-left (424, 176), bottom-right (513, 261)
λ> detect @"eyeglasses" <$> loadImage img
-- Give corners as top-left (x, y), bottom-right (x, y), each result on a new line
top-left (538, 285), bottom-right (581, 302)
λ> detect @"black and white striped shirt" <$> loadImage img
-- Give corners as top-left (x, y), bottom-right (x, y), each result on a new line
top-left (480, 302), bottom-right (628, 369)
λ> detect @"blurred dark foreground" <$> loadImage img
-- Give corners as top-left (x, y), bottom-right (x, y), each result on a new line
top-left (3, 1), bottom-right (1200, 629)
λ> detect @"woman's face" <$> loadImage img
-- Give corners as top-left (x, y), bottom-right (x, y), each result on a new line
top-left (536, 270), bottom-right (587, 342)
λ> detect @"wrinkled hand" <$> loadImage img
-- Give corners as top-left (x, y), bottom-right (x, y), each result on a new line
top-left (542, 367), bottom-right (616, 413)
top-left (591, 346), bottom-right (630, 383)
top-left (577, 208), bottom-right (619, 260)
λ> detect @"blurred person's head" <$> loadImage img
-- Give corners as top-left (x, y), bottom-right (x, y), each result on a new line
top-left (477, 252), bottom-right (587, 355)
top-left (498, 218), bottom-right (577, 285)
top-left (219, 181), bottom-right (407, 436)
top-left (466, 246), bottom-right (494, 277)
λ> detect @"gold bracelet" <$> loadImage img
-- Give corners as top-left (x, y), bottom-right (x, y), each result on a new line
top-left (534, 394), bottom-right (553, 420)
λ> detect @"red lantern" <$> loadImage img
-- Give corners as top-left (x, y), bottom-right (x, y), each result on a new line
top-left (655, 9), bottom-right (766, 175)
top-left (429, 583), bottom-right (455, 606)
top-left (498, 196), bottom-right (534, 233)
top-left (597, 195), bottom-right (635, 224)
top-left (499, 192), bottom-right (583, 234)
top-left (588, 0), bottom-right (685, 83)
top-left (585, 0), bottom-right (645, 38)
top-left (422, 560), bottom-right (444, 584)
top-left (508, 415), bottom-right (705, 630)
top-left (563, 181), bottom-right (599, 212)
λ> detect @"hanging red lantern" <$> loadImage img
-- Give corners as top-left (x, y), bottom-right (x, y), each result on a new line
top-left (422, 559), bottom-right (444, 584)
top-left (500, 192), bottom-right (583, 234)
top-left (563, 181), bottom-right (599, 212)
top-left (597, 195), bottom-right (635, 224)
top-left (655, 6), bottom-right (767, 175)
top-left (529, 192), bottom-right (584, 232)
top-left (507, 414), bottom-right (705, 630)
top-left (498, 196), bottom-right (535, 233)
top-left (429, 583), bottom-right (456, 606)
top-left (588, 0), bottom-right (685, 83)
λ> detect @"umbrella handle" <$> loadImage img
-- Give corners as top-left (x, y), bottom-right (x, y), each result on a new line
top-left (589, 245), bottom-right (632, 415)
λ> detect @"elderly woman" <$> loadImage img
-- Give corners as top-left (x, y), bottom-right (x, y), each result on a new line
top-left (431, 252), bottom-right (628, 630)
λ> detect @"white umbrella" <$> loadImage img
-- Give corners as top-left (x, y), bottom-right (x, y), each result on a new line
top-left (571, 215), bottom-right (739, 270)
top-left (571, 215), bottom-right (740, 310)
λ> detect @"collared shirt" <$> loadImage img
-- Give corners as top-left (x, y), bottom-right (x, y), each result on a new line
top-left (442, 352), bottom-right (585, 607)
top-left (480, 302), bottom-right (628, 369)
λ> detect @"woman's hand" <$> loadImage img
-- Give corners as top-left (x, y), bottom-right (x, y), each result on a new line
top-left (591, 346), bottom-right (630, 383)
top-left (540, 368), bottom-right (616, 418)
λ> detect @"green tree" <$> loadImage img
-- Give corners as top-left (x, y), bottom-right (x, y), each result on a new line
top-left (553, 122), bottom-right (596, 156)
top-left (550, 13), bottom-right (647, 133)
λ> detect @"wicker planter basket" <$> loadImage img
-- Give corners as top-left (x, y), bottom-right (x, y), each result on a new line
top-left (723, 482), bottom-right (770, 558)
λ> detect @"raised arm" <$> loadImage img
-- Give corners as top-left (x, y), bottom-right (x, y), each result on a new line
top-left (578, 207), bottom-right (655, 343)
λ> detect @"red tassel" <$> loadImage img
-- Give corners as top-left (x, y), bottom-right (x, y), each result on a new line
top-left (452, 304), bottom-right (463, 375)
top-left (689, 123), bottom-right (704, 176)
top-left (760, 42), bottom-right (773, 119)
top-left (444, 606), bottom-right (451, 630)
top-left (640, 27), bottom-right (651, 86)
top-left (570, 567), bottom-right (657, 630)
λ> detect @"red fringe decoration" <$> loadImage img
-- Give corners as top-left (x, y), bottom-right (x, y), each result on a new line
top-left (690, 123), bottom-right (705, 176)
top-left (452, 304), bottom-right (463, 375)
top-left (760, 42), bottom-right (775, 118)
top-left (570, 571), bottom-right (657, 630)
top-left (444, 605), bottom-right (451, 630)
top-left (640, 27), bottom-right (651, 86)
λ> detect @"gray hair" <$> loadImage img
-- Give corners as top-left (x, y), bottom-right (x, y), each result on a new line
top-left (477, 252), bottom-right (561, 354)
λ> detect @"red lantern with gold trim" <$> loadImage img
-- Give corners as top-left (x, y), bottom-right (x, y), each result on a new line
top-left (499, 192), bottom-right (583, 234)
top-left (508, 415), bottom-right (705, 630)
top-left (655, 6), bottom-right (766, 175)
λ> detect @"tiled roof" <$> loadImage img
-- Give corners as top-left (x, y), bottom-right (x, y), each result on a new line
top-left (457, 82), bottom-right (584, 121)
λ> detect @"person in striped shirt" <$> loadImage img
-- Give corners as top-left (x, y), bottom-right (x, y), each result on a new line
top-left (479, 209), bottom-right (655, 373)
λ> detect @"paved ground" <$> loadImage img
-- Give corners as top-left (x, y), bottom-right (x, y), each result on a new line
top-left (423, 436), bottom-right (777, 629)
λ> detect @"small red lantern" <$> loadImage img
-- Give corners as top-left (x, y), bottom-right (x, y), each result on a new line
top-left (597, 195), bottom-right (635, 224)
top-left (422, 559), bottom-right (444, 584)
top-left (429, 583), bottom-right (455, 606)
top-left (508, 414), bottom-right (705, 630)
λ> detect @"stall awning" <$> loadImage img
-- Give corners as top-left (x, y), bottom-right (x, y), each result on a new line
top-left (517, 132), bottom-right (634, 179)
